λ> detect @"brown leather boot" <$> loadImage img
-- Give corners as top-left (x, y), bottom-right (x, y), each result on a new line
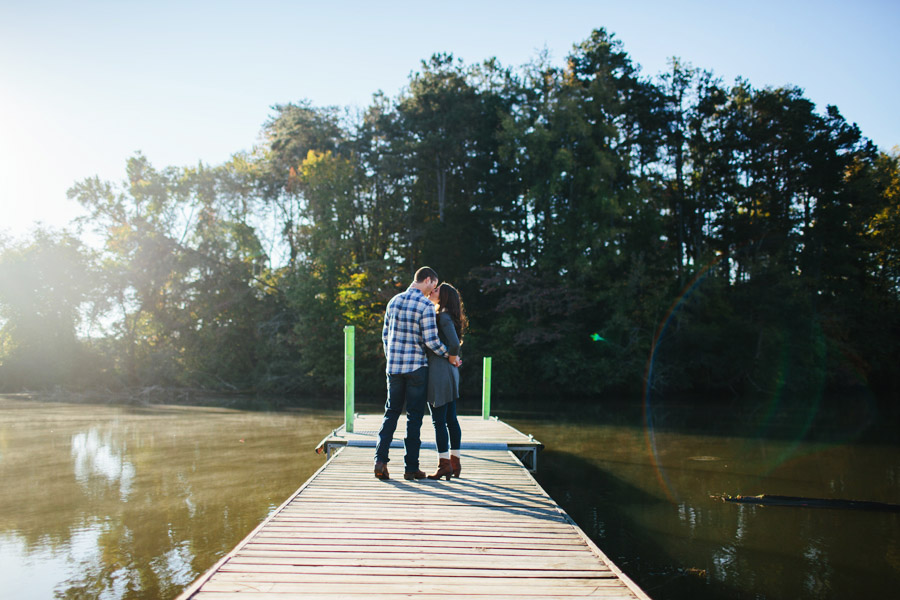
top-left (450, 455), bottom-right (461, 478)
top-left (374, 461), bottom-right (390, 480)
top-left (427, 458), bottom-right (453, 480)
top-left (403, 469), bottom-right (427, 480)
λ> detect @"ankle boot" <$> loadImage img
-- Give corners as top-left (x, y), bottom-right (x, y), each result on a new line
top-left (427, 458), bottom-right (453, 480)
top-left (450, 455), bottom-right (461, 478)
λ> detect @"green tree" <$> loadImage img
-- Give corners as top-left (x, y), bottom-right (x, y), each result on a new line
top-left (17, 28), bottom-right (896, 402)
top-left (69, 154), bottom-right (275, 389)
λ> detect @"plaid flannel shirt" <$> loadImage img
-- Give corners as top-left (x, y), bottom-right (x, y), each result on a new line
top-left (383, 286), bottom-right (448, 374)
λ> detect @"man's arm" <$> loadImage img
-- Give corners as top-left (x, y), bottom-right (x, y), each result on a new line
top-left (421, 305), bottom-right (449, 357)
top-left (437, 313), bottom-right (460, 356)
top-left (382, 300), bottom-right (391, 359)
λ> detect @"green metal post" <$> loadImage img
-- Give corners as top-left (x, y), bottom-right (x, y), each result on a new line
top-left (344, 325), bottom-right (355, 432)
top-left (482, 356), bottom-right (492, 420)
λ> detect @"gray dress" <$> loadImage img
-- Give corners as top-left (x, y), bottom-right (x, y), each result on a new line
top-left (427, 312), bottom-right (460, 407)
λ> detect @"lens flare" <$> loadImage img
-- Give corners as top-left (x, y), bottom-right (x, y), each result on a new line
top-left (642, 252), bottom-right (879, 501)
top-left (643, 259), bottom-right (722, 502)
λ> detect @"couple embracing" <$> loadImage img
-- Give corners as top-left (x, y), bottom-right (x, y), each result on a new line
top-left (374, 266), bottom-right (467, 481)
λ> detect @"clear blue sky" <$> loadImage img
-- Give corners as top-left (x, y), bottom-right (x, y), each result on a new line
top-left (2, 0), bottom-right (898, 240)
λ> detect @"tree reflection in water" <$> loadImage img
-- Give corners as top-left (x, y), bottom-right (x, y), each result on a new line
top-left (0, 398), bottom-right (333, 600)
top-left (3, 397), bottom-right (897, 600)
top-left (510, 401), bottom-right (900, 600)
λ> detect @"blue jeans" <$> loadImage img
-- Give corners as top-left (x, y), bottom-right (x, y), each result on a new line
top-left (375, 366), bottom-right (428, 473)
top-left (430, 399), bottom-right (461, 453)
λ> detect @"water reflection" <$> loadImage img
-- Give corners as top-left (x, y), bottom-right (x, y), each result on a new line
top-left (3, 396), bottom-right (898, 600)
top-left (0, 398), bottom-right (333, 600)
top-left (1, 526), bottom-right (104, 599)
top-left (506, 402), bottom-right (900, 600)
top-left (72, 428), bottom-right (136, 501)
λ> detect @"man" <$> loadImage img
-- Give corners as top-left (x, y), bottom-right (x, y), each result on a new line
top-left (375, 266), bottom-right (459, 480)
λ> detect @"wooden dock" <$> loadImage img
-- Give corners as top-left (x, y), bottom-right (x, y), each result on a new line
top-left (316, 414), bottom-right (544, 471)
top-left (177, 414), bottom-right (651, 599)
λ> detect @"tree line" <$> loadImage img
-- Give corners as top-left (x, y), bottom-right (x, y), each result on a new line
top-left (1, 29), bottom-right (898, 403)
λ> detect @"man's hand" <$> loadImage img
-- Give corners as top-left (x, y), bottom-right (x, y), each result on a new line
top-left (449, 355), bottom-right (462, 367)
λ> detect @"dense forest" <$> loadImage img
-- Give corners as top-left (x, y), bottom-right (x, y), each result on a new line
top-left (1, 29), bottom-right (898, 403)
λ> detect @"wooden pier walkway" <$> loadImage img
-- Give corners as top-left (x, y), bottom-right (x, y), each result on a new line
top-left (315, 414), bottom-right (544, 471)
top-left (177, 415), bottom-right (651, 599)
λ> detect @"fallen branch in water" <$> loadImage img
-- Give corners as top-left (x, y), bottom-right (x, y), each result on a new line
top-left (712, 494), bottom-right (900, 512)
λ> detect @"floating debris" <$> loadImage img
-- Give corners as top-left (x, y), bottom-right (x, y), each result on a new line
top-left (683, 567), bottom-right (707, 578)
top-left (711, 494), bottom-right (900, 512)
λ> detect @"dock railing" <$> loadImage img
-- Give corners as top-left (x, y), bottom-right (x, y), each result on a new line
top-left (342, 325), bottom-right (494, 432)
top-left (481, 355), bottom-right (491, 419)
top-left (343, 325), bottom-right (355, 433)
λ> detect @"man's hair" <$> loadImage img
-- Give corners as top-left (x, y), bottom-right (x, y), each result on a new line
top-left (414, 266), bottom-right (439, 283)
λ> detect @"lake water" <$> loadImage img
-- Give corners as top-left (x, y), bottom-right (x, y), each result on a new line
top-left (504, 397), bottom-right (900, 600)
top-left (1, 395), bottom-right (897, 599)
top-left (0, 397), bottom-right (334, 600)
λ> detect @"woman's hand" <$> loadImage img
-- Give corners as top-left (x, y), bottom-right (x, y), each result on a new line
top-left (449, 355), bottom-right (461, 367)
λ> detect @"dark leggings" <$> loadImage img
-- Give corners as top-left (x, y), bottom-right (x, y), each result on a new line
top-left (430, 400), bottom-right (461, 453)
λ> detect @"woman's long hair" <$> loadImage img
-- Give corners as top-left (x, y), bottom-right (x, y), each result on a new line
top-left (437, 283), bottom-right (467, 342)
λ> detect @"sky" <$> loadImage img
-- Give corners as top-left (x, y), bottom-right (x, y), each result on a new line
top-left (2, 0), bottom-right (898, 241)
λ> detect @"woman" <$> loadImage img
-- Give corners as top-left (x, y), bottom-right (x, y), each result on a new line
top-left (426, 283), bottom-right (467, 480)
